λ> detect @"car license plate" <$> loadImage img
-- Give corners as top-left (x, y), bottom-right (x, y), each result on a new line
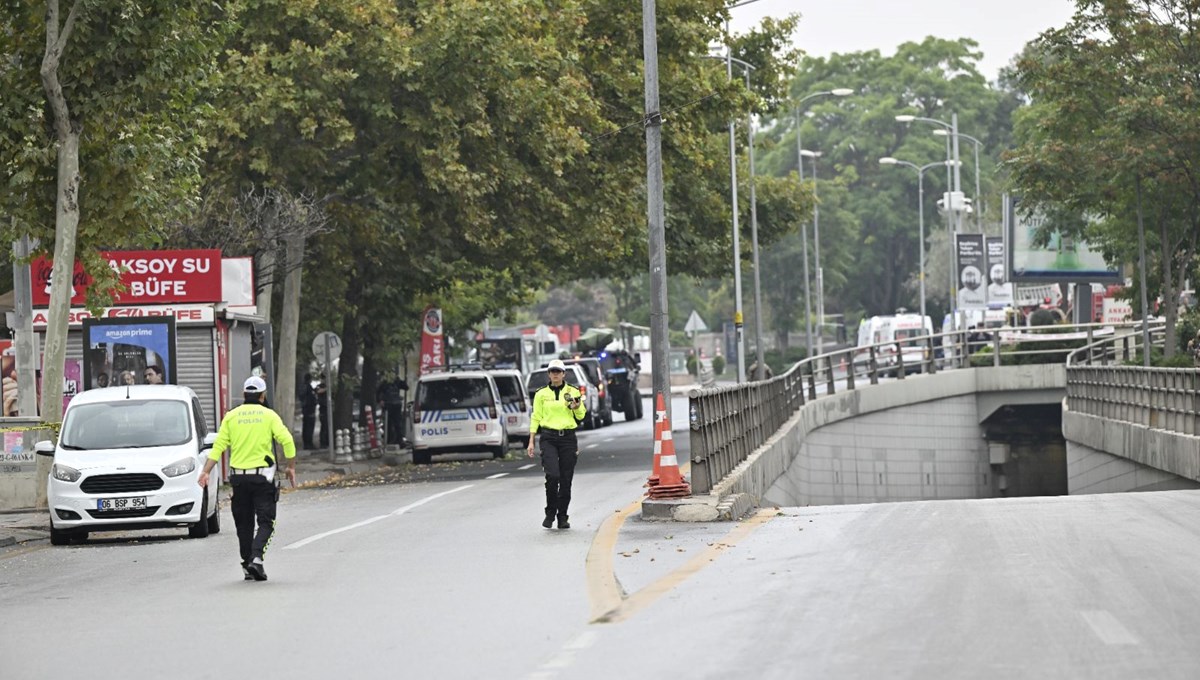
top-left (97, 497), bottom-right (148, 511)
top-left (443, 413), bottom-right (467, 421)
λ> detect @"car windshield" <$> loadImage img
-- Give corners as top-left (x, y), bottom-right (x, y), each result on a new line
top-left (527, 370), bottom-right (583, 392)
top-left (492, 376), bottom-right (523, 405)
top-left (568, 362), bottom-right (601, 385)
top-left (418, 378), bottom-right (493, 410)
top-left (60, 399), bottom-right (192, 450)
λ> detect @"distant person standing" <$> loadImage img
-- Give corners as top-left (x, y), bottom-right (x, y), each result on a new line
top-left (198, 376), bottom-right (296, 581)
top-left (526, 359), bottom-right (587, 530)
top-left (316, 375), bottom-right (330, 449)
top-left (376, 374), bottom-right (408, 445)
top-left (300, 372), bottom-right (318, 450)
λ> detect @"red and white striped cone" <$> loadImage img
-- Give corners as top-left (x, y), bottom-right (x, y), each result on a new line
top-left (646, 392), bottom-right (691, 499)
top-left (647, 392), bottom-right (667, 487)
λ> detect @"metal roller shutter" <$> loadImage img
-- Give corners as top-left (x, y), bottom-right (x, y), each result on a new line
top-left (176, 327), bottom-right (217, 430)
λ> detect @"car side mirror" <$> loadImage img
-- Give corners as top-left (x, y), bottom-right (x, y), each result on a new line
top-left (34, 440), bottom-right (55, 457)
top-left (201, 432), bottom-right (218, 450)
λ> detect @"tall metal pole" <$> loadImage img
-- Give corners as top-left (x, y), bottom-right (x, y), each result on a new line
top-left (324, 335), bottom-right (336, 463)
top-left (944, 132), bottom-right (956, 320)
top-left (917, 170), bottom-right (927, 322)
top-left (746, 71), bottom-right (764, 380)
top-left (973, 139), bottom-right (982, 232)
top-left (951, 112), bottom-right (963, 233)
top-left (812, 153), bottom-right (823, 356)
top-left (725, 27), bottom-right (745, 384)
top-left (643, 0), bottom-right (671, 417)
top-left (795, 110), bottom-right (813, 359)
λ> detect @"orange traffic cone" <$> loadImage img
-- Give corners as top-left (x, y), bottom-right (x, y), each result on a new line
top-left (646, 392), bottom-right (691, 499)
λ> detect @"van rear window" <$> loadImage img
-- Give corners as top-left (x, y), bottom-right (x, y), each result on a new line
top-left (418, 378), bottom-right (493, 410)
top-left (493, 376), bottom-right (523, 405)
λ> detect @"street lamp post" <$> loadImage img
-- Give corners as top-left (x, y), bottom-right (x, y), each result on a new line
top-left (794, 88), bottom-right (852, 359)
top-left (879, 158), bottom-right (961, 323)
top-left (896, 113), bottom-right (962, 318)
top-left (642, 0), bottom-right (671, 417)
top-left (800, 149), bottom-right (824, 354)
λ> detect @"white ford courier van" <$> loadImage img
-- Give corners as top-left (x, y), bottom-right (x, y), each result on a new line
top-left (411, 370), bottom-right (507, 464)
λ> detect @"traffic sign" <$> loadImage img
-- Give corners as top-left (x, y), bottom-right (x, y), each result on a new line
top-left (684, 310), bottom-right (708, 335)
top-left (312, 331), bottom-right (342, 364)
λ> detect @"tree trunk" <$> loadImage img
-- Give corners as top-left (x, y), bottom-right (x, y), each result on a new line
top-left (257, 244), bottom-right (276, 322)
top-left (274, 236), bottom-right (305, 431)
top-left (1158, 213), bottom-right (1177, 357)
top-left (37, 0), bottom-right (82, 509)
top-left (334, 260), bottom-right (363, 430)
top-left (360, 351), bottom-right (378, 427)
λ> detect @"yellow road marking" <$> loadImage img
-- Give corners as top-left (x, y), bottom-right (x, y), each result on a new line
top-left (592, 508), bottom-right (775, 624)
top-left (584, 498), bottom-right (642, 621)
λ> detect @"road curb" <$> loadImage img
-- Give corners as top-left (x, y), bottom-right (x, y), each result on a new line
top-left (0, 536), bottom-right (15, 548)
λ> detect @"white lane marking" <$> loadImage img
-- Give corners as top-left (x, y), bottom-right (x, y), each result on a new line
top-left (1080, 610), bottom-right (1139, 645)
top-left (585, 443), bottom-right (599, 449)
top-left (526, 631), bottom-right (598, 679)
top-left (486, 473), bottom-right (508, 479)
top-left (518, 464), bottom-right (536, 470)
top-left (602, 437), bottom-right (615, 442)
top-left (284, 485), bottom-right (473, 550)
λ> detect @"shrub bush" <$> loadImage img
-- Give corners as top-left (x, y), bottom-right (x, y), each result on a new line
top-left (712, 354), bottom-right (726, 375)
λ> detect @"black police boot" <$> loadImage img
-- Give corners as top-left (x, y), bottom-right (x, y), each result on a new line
top-left (542, 511), bottom-right (555, 529)
top-left (246, 558), bottom-right (268, 582)
top-left (557, 514), bottom-right (570, 530)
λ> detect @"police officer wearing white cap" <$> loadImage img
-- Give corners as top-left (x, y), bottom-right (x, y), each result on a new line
top-left (527, 358), bottom-right (587, 529)
top-left (198, 375), bottom-right (296, 581)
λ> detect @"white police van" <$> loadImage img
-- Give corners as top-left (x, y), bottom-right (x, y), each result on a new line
top-left (411, 369), bottom-right (507, 464)
top-left (486, 369), bottom-right (530, 444)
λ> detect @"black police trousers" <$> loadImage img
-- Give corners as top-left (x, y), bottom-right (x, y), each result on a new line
top-left (230, 474), bottom-right (278, 563)
top-left (540, 431), bottom-right (578, 518)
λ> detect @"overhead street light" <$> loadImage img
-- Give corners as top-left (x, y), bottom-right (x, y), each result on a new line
top-left (896, 112), bottom-right (962, 318)
top-left (879, 157), bottom-right (961, 324)
top-left (794, 88), bottom-right (853, 358)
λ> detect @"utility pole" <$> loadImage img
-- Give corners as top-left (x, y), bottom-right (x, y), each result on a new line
top-left (643, 0), bottom-right (671, 421)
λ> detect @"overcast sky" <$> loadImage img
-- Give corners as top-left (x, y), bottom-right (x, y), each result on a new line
top-left (728, 0), bottom-right (1079, 81)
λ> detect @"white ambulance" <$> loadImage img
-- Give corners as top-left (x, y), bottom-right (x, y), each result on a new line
top-left (854, 312), bottom-right (934, 376)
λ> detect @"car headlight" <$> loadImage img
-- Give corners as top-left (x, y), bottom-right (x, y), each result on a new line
top-left (161, 457), bottom-right (197, 478)
top-left (52, 464), bottom-right (81, 483)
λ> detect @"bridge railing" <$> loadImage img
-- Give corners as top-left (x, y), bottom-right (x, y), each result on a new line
top-left (1063, 322), bottom-right (1197, 434)
top-left (688, 320), bottom-right (1154, 494)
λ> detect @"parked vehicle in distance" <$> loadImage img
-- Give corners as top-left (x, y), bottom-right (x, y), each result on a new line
top-left (564, 357), bottom-right (613, 426)
top-left (410, 369), bottom-right (507, 464)
top-left (36, 385), bottom-right (221, 546)
top-left (487, 369), bottom-right (530, 444)
top-left (854, 312), bottom-right (934, 376)
top-left (525, 364), bottom-right (599, 429)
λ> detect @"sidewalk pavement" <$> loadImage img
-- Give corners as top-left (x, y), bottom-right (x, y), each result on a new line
top-left (0, 447), bottom-right (397, 550)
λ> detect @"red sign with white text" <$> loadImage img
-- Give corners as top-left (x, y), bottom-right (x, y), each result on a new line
top-left (419, 307), bottom-right (445, 376)
top-left (31, 249), bottom-right (223, 307)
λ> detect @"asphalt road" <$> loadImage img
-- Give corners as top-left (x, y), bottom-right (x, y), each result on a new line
top-left (5, 393), bottom-right (1200, 679)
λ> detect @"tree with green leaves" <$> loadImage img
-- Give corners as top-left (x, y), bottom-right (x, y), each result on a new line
top-left (756, 37), bottom-right (1017, 337)
top-left (1008, 0), bottom-right (1200, 356)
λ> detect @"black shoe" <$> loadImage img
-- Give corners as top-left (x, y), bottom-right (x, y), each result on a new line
top-left (557, 516), bottom-right (570, 530)
top-left (246, 560), bottom-right (268, 581)
top-left (241, 562), bottom-right (253, 581)
top-left (542, 514), bottom-right (554, 529)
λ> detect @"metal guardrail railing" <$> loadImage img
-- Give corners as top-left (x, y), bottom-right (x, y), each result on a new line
top-left (1063, 323), bottom-right (1196, 434)
top-left (688, 321), bottom-right (1157, 494)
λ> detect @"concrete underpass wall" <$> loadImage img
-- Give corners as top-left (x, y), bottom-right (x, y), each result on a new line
top-left (1063, 408), bottom-right (1200, 494)
top-left (712, 365), bottom-right (1066, 508)
top-left (764, 395), bottom-right (991, 506)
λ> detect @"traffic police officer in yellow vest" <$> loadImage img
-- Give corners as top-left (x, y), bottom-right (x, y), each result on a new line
top-left (198, 376), bottom-right (296, 581)
top-left (526, 359), bottom-right (587, 529)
